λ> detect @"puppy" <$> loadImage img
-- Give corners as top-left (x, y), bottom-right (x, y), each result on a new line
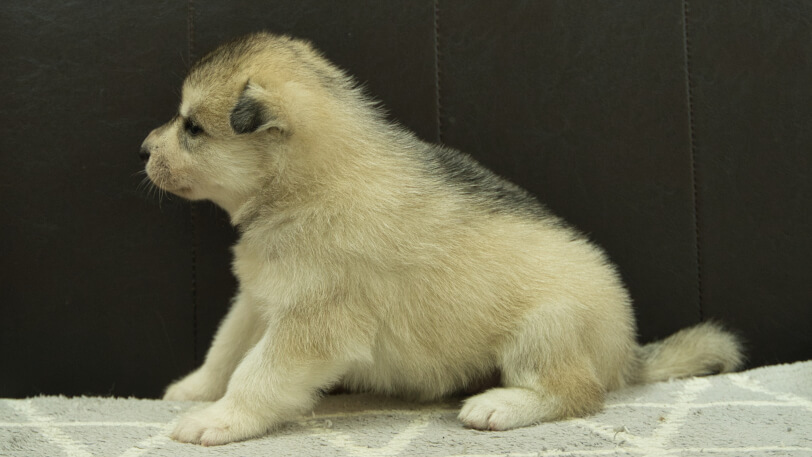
top-left (140, 32), bottom-right (743, 446)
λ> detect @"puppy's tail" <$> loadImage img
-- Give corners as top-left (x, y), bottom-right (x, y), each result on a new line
top-left (635, 322), bottom-right (744, 384)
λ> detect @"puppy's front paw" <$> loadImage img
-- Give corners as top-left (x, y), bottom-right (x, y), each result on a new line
top-left (171, 399), bottom-right (273, 446)
top-left (164, 369), bottom-right (224, 402)
top-left (459, 388), bottom-right (543, 431)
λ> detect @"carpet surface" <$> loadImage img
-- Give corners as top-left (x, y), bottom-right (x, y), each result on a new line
top-left (1, 361), bottom-right (810, 457)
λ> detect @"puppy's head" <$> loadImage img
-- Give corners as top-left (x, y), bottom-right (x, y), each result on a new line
top-left (140, 33), bottom-right (343, 211)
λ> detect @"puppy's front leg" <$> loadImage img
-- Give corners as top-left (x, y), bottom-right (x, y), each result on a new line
top-left (164, 292), bottom-right (263, 401)
top-left (171, 307), bottom-right (363, 446)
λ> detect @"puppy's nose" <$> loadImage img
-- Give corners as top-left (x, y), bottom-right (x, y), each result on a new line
top-left (139, 144), bottom-right (151, 164)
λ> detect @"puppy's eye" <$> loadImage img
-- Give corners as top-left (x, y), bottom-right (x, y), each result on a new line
top-left (184, 118), bottom-right (204, 137)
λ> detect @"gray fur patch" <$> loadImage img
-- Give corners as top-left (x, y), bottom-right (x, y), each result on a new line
top-left (421, 144), bottom-right (585, 238)
top-left (230, 85), bottom-right (269, 134)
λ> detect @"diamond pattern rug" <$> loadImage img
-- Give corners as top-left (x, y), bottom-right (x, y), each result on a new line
top-left (1, 361), bottom-right (810, 456)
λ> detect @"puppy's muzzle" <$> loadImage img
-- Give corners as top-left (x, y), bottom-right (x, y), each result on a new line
top-left (140, 127), bottom-right (164, 164)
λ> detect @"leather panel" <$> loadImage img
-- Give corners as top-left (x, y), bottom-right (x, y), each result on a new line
top-left (688, 0), bottom-right (812, 365)
top-left (0, 0), bottom-right (192, 397)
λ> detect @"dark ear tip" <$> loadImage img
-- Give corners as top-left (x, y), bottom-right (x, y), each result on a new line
top-left (230, 107), bottom-right (259, 134)
top-left (230, 85), bottom-right (267, 134)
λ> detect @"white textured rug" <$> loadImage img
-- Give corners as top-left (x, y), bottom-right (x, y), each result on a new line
top-left (1, 361), bottom-right (810, 457)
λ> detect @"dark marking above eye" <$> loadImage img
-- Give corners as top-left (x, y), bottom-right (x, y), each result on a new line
top-left (184, 117), bottom-right (204, 136)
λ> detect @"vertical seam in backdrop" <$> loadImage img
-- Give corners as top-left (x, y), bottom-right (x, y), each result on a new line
top-left (433, 0), bottom-right (443, 144)
top-left (681, 0), bottom-right (704, 323)
top-left (188, 0), bottom-right (199, 365)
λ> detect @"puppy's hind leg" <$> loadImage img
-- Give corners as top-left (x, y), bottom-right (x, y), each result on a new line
top-left (459, 361), bottom-right (604, 431)
top-left (459, 313), bottom-right (606, 430)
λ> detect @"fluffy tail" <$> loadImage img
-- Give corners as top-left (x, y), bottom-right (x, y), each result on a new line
top-left (636, 322), bottom-right (744, 384)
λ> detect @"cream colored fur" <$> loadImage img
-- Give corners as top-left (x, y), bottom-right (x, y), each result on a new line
top-left (141, 32), bottom-right (743, 446)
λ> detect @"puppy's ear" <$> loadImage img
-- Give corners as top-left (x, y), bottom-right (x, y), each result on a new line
top-left (230, 81), bottom-right (288, 134)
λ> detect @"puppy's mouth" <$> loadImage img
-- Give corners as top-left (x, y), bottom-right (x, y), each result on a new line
top-left (165, 186), bottom-right (192, 196)
top-left (145, 164), bottom-right (194, 197)
top-left (146, 173), bottom-right (193, 197)
top-left (156, 182), bottom-right (193, 197)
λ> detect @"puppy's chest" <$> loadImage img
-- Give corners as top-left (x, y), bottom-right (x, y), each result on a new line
top-left (231, 241), bottom-right (312, 304)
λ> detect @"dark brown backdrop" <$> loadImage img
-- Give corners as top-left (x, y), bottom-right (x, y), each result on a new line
top-left (2, 1), bottom-right (810, 398)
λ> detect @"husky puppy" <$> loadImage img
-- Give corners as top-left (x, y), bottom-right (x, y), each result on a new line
top-left (140, 32), bottom-right (743, 446)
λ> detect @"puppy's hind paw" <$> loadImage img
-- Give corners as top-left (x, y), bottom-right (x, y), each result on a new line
top-left (459, 387), bottom-right (546, 431)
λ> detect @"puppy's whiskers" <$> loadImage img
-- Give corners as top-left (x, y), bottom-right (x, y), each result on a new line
top-left (134, 171), bottom-right (170, 210)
